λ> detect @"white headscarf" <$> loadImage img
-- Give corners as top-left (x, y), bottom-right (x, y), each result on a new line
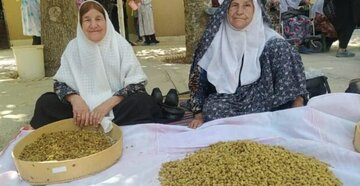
top-left (280, 0), bottom-right (303, 13)
top-left (54, 0), bottom-right (147, 132)
top-left (309, 0), bottom-right (324, 18)
top-left (198, 0), bottom-right (282, 94)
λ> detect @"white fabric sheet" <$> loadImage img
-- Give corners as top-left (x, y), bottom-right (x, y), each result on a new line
top-left (1, 93), bottom-right (360, 186)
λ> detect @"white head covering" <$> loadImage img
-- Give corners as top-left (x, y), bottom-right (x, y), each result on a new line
top-left (280, 0), bottom-right (303, 13)
top-left (54, 0), bottom-right (147, 132)
top-left (309, 0), bottom-right (324, 18)
top-left (198, 0), bottom-right (282, 94)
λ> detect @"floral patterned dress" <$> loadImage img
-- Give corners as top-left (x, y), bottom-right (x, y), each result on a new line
top-left (282, 11), bottom-right (312, 47)
top-left (188, 0), bottom-right (308, 122)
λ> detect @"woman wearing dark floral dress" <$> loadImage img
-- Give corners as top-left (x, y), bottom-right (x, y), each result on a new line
top-left (188, 0), bottom-right (307, 128)
top-left (280, 0), bottom-right (313, 53)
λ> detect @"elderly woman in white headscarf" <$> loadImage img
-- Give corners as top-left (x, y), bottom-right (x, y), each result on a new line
top-left (30, 0), bottom-right (162, 131)
top-left (188, 0), bottom-right (307, 128)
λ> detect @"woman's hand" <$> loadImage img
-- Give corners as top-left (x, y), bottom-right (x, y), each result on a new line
top-left (188, 113), bottom-right (204, 129)
top-left (90, 96), bottom-right (123, 126)
top-left (66, 94), bottom-right (90, 127)
top-left (292, 96), bottom-right (304, 107)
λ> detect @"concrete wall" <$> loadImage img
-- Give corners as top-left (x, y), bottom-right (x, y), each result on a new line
top-left (125, 0), bottom-right (185, 37)
top-left (3, 0), bottom-right (31, 41)
top-left (152, 0), bottom-right (185, 36)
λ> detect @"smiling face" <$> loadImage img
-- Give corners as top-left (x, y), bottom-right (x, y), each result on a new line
top-left (227, 0), bottom-right (255, 30)
top-left (80, 4), bottom-right (106, 43)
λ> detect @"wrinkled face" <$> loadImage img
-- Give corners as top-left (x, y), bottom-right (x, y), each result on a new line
top-left (228, 0), bottom-right (255, 30)
top-left (81, 9), bottom-right (106, 43)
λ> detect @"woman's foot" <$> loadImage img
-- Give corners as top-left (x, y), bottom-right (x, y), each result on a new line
top-left (336, 49), bottom-right (355, 57)
top-left (23, 124), bottom-right (34, 130)
top-left (298, 45), bottom-right (313, 54)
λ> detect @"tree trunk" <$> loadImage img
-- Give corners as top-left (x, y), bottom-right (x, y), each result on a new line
top-left (183, 0), bottom-right (210, 64)
top-left (41, 0), bottom-right (77, 77)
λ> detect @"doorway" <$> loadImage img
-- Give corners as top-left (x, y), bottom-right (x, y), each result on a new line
top-left (0, 0), bottom-right (10, 49)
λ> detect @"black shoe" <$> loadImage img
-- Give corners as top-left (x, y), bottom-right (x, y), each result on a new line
top-left (32, 36), bottom-right (41, 45)
top-left (164, 89), bottom-right (179, 107)
top-left (143, 41), bottom-right (151, 46)
top-left (143, 35), bottom-right (151, 46)
top-left (161, 104), bottom-right (185, 122)
top-left (150, 34), bottom-right (160, 44)
top-left (151, 88), bottom-right (163, 105)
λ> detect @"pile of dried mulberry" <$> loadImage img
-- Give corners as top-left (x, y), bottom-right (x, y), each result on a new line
top-left (159, 140), bottom-right (341, 186)
top-left (19, 130), bottom-right (114, 161)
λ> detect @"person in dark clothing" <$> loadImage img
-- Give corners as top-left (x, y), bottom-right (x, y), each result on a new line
top-left (110, 0), bottom-right (120, 33)
top-left (345, 78), bottom-right (360, 94)
top-left (323, 0), bottom-right (359, 57)
top-left (333, 0), bottom-right (357, 57)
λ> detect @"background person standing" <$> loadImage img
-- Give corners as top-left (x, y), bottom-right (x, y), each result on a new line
top-left (317, 0), bottom-right (360, 57)
top-left (332, 0), bottom-right (359, 57)
top-left (138, 0), bottom-right (159, 45)
top-left (20, 0), bottom-right (41, 45)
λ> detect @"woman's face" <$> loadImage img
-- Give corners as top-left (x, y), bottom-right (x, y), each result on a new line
top-left (81, 8), bottom-right (106, 43)
top-left (228, 0), bottom-right (255, 30)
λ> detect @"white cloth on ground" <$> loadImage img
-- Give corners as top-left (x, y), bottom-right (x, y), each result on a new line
top-left (54, 0), bottom-right (147, 132)
top-left (0, 93), bottom-right (360, 185)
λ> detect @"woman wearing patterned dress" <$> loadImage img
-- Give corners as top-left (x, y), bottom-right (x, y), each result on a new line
top-left (20, 0), bottom-right (41, 45)
top-left (280, 0), bottom-right (313, 53)
top-left (188, 0), bottom-right (307, 128)
top-left (30, 0), bottom-right (162, 131)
